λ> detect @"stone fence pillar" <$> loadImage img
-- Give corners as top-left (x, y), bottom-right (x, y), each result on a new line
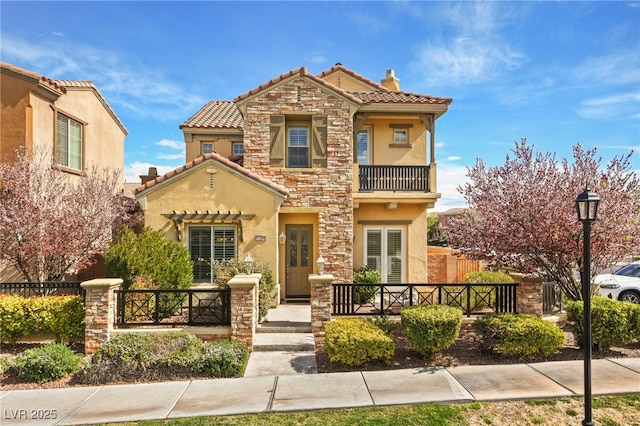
top-left (227, 273), bottom-right (261, 350)
top-left (510, 273), bottom-right (544, 317)
top-left (81, 278), bottom-right (122, 355)
top-left (309, 274), bottom-right (335, 338)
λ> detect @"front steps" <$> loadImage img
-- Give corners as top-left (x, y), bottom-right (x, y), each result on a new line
top-left (243, 304), bottom-right (317, 376)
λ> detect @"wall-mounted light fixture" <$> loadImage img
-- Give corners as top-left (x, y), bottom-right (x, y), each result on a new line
top-left (279, 232), bottom-right (287, 245)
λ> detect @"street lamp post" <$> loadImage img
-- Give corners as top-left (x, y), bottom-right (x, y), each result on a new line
top-left (575, 187), bottom-right (600, 426)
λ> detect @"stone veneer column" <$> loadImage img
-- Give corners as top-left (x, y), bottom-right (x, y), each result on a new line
top-left (309, 274), bottom-right (335, 338)
top-left (227, 274), bottom-right (261, 350)
top-left (510, 273), bottom-right (544, 317)
top-left (80, 278), bottom-right (122, 355)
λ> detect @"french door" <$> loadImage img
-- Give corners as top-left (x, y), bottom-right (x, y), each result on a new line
top-left (364, 227), bottom-right (405, 283)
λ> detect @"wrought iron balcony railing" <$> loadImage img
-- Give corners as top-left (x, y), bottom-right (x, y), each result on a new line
top-left (358, 165), bottom-right (430, 192)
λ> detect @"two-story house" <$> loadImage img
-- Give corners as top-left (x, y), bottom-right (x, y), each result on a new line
top-left (135, 63), bottom-right (451, 302)
top-left (0, 61), bottom-right (128, 281)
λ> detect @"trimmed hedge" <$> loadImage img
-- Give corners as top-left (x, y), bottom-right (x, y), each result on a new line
top-left (566, 296), bottom-right (640, 350)
top-left (400, 305), bottom-right (462, 358)
top-left (475, 313), bottom-right (565, 360)
top-left (77, 332), bottom-right (248, 385)
top-left (325, 318), bottom-right (395, 366)
top-left (0, 294), bottom-right (84, 344)
top-left (13, 343), bottom-right (82, 383)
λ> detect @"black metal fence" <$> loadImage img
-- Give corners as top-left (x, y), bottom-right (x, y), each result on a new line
top-left (115, 288), bottom-right (231, 327)
top-left (332, 283), bottom-right (518, 317)
top-left (358, 165), bottom-right (430, 192)
top-left (542, 282), bottom-right (563, 314)
top-left (0, 281), bottom-right (84, 298)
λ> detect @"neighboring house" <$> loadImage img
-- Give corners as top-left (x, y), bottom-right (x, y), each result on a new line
top-left (433, 208), bottom-right (468, 243)
top-left (0, 61), bottom-right (128, 281)
top-left (135, 63), bottom-right (451, 301)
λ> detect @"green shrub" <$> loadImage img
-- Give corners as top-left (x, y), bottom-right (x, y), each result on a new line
top-left (370, 313), bottom-right (399, 335)
top-left (0, 295), bottom-right (84, 344)
top-left (13, 343), bottom-right (82, 383)
top-left (0, 356), bottom-right (13, 375)
top-left (78, 332), bottom-right (248, 385)
top-left (325, 318), bottom-right (395, 366)
top-left (209, 258), bottom-right (275, 323)
top-left (464, 271), bottom-right (514, 284)
top-left (475, 313), bottom-right (565, 360)
top-left (105, 227), bottom-right (193, 290)
top-left (196, 340), bottom-right (249, 377)
top-left (353, 266), bottom-right (381, 305)
top-left (566, 296), bottom-right (639, 350)
top-left (400, 305), bottom-right (462, 358)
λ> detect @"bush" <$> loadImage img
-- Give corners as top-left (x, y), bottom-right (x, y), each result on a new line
top-left (475, 313), bottom-right (565, 360)
top-left (566, 296), bottom-right (640, 350)
top-left (105, 227), bottom-right (193, 290)
top-left (464, 270), bottom-right (514, 284)
top-left (400, 305), bottom-right (462, 358)
top-left (77, 332), bottom-right (248, 385)
top-left (13, 343), bottom-right (82, 383)
top-left (353, 266), bottom-right (381, 305)
top-left (209, 258), bottom-right (275, 323)
top-left (0, 357), bottom-right (13, 375)
top-left (325, 318), bottom-right (395, 366)
top-left (0, 295), bottom-right (84, 344)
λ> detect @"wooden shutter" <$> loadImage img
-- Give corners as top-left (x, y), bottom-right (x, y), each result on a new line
top-left (270, 115), bottom-right (285, 167)
top-left (311, 116), bottom-right (327, 168)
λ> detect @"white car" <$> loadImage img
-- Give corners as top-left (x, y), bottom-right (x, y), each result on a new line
top-left (594, 261), bottom-right (640, 304)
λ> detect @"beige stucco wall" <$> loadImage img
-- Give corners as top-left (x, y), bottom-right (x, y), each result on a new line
top-left (136, 159), bottom-right (282, 281)
top-left (0, 74), bottom-right (34, 164)
top-left (354, 203), bottom-right (428, 282)
top-left (184, 134), bottom-right (242, 163)
top-left (364, 118), bottom-right (428, 165)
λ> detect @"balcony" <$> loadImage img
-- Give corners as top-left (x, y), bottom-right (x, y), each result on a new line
top-left (358, 165), bottom-right (430, 192)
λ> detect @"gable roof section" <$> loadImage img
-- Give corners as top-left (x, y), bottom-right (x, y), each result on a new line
top-left (180, 100), bottom-right (243, 129)
top-left (0, 62), bottom-right (127, 135)
top-left (316, 63), bottom-right (392, 92)
top-left (135, 151), bottom-right (289, 197)
top-left (233, 66), bottom-right (363, 106)
top-left (353, 90), bottom-right (452, 106)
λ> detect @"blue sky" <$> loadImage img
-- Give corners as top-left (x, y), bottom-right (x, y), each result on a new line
top-left (2, 1), bottom-right (638, 211)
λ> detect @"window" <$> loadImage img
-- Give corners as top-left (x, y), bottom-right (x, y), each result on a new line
top-left (232, 143), bottom-right (244, 156)
top-left (365, 227), bottom-right (405, 283)
top-left (393, 129), bottom-right (407, 144)
top-left (188, 225), bottom-right (236, 283)
top-left (287, 126), bottom-right (309, 168)
top-left (357, 128), bottom-right (370, 165)
top-left (201, 142), bottom-right (214, 155)
top-left (56, 113), bottom-right (83, 170)
top-left (269, 115), bottom-right (327, 168)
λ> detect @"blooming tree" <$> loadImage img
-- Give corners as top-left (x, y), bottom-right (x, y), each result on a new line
top-left (447, 139), bottom-right (639, 300)
top-left (0, 149), bottom-right (129, 282)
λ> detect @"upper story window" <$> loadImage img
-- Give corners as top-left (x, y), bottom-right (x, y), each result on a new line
top-left (269, 114), bottom-right (327, 168)
top-left (357, 128), bottom-right (371, 165)
top-left (56, 112), bottom-right (83, 171)
top-left (287, 125), bottom-right (309, 168)
top-left (232, 143), bottom-right (244, 156)
top-left (393, 129), bottom-right (407, 144)
top-left (201, 142), bottom-right (214, 155)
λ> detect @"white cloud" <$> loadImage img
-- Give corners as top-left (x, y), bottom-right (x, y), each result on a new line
top-left (576, 92), bottom-right (640, 119)
top-left (572, 51), bottom-right (640, 88)
top-left (156, 139), bottom-right (184, 150)
top-left (445, 156), bottom-right (462, 161)
top-left (431, 163), bottom-right (469, 212)
top-left (0, 34), bottom-right (206, 121)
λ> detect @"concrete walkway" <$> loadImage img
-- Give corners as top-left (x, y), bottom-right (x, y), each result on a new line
top-left (2, 358), bottom-right (638, 425)
top-left (1, 304), bottom-right (639, 425)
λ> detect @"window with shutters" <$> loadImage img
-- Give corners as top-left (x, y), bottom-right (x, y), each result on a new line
top-left (56, 112), bottom-right (83, 171)
top-left (188, 225), bottom-right (236, 283)
top-left (364, 227), bottom-right (405, 283)
top-left (270, 114), bottom-right (327, 168)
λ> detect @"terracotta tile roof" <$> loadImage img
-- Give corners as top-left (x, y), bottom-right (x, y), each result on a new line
top-left (134, 152), bottom-right (290, 197)
top-left (1, 62), bottom-right (127, 135)
top-left (316, 63), bottom-right (392, 92)
top-left (233, 66), bottom-right (363, 105)
top-left (180, 100), bottom-right (243, 129)
top-left (1, 61), bottom-right (65, 94)
top-left (351, 91), bottom-right (452, 105)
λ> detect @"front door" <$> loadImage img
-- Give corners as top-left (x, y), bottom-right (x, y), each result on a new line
top-left (285, 224), bottom-right (313, 298)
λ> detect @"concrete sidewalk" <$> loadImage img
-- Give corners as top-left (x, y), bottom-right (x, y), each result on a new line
top-left (1, 358), bottom-right (638, 425)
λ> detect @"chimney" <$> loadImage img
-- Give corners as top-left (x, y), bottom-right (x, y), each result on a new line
top-left (139, 167), bottom-right (158, 185)
top-left (381, 69), bottom-right (400, 91)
